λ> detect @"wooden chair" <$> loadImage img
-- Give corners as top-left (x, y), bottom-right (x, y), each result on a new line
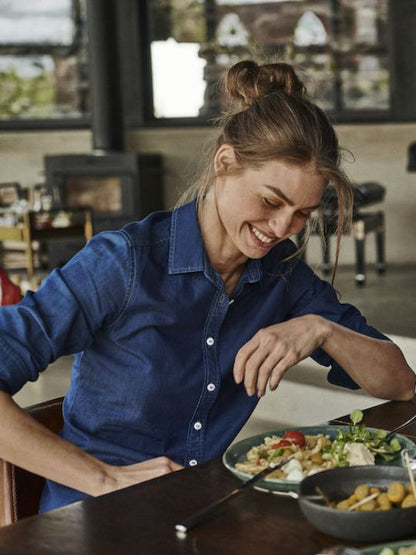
top-left (0, 396), bottom-right (64, 527)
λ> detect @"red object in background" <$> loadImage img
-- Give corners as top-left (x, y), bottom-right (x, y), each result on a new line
top-left (0, 268), bottom-right (22, 305)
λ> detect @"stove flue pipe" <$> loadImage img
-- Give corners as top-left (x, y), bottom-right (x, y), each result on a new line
top-left (85, 0), bottom-right (124, 153)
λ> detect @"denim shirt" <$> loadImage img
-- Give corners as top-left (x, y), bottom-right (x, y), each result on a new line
top-left (0, 201), bottom-right (386, 511)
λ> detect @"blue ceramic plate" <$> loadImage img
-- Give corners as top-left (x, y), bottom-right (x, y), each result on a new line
top-left (361, 540), bottom-right (416, 554)
top-left (222, 425), bottom-right (416, 493)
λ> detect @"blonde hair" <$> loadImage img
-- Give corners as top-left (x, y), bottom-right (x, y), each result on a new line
top-left (179, 60), bottom-right (354, 280)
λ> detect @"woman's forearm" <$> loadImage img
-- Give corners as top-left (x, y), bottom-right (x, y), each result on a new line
top-left (0, 391), bottom-right (115, 496)
top-left (0, 391), bottom-right (183, 496)
top-left (321, 319), bottom-right (416, 401)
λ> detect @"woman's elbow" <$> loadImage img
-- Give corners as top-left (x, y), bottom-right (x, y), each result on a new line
top-left (383, 365), bottom-right (415, 401)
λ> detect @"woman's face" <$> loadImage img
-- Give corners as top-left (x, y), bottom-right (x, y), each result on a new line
top-left (213, 145), bottom-right (326, 260)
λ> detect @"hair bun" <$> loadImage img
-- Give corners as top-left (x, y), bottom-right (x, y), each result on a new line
top-left (225, 60), bottom-right (306, 110)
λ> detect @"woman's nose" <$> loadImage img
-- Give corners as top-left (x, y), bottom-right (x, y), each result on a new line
top-left (269, 213), bottom-right (294, 238)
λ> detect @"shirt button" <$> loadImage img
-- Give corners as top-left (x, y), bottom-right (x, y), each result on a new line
top-left (193, 421), bottom-right (202, 431)
top-left (206, 337), bottom-right (215, 346)
top-left (207, 383), bottom-right (216, 392)
top-left (189, 459), bottom-right (198, 466)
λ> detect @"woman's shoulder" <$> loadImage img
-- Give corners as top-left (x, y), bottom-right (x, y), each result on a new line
top-left (118, 209), bottom-right (172, 247)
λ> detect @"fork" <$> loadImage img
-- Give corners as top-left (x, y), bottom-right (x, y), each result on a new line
top-left (385, 412), bottom-right (416, 440)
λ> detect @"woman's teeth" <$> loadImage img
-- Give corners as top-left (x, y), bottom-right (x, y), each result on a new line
top-left (251, 226), bottom-right (273, 244)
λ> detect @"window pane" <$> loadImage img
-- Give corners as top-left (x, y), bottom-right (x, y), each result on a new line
top-left (0, 0), bottom-right (88, 121)
top-left (292, 52), bottom-right (334, 111)
top-left (149, 0), bottom-right (390, 120)
top-left (0, 0), bottom-right (76, 46)
top-left (341, 54), bottom-right (389, 110)
top-left (151, 39), bottom-right (206, 118)
top-left (0, 54), bottom-right (85, 119)
top-left (150, 0), bottom-right (207, 118)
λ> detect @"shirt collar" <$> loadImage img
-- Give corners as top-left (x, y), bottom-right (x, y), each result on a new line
top-left (168, 200), bottom-right (262, 283)
top-left (169, 201), bottom-right (205, 274)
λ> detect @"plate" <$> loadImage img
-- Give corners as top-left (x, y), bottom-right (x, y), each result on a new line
top-left (222, 425), bottom-right (416, 493)
top-left (361, 540), bottom-right (416, 554)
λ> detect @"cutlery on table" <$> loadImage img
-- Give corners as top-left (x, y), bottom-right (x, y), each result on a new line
top-left (385, 412), bottom-right (416, 440)
top-left (316, 547), bottom-right (363, 555)
top-left (175, 456), bottom-right (295, 533)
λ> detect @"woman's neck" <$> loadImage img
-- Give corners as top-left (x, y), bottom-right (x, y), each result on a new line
top-left (197, 194), bottom-right (247, 295)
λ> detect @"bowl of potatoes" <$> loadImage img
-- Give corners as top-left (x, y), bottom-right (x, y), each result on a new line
top-left (298, 465), bottom-right (416, 542)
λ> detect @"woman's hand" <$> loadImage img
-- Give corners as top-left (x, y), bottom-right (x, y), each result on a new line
top-left (101, 457), bottom-right (184, 496)
top-left (233, 314), bottom-right (332, 397)
top-left (0, 391), bottom-right (185, 499)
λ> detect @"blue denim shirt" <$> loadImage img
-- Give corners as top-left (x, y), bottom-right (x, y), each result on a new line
top-left (0, 201), bottom-right (386, 511)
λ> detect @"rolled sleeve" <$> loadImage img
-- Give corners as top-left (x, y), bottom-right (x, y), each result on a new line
top-left (0, 230), bottom-right (133, 396)
top-left (287, 259), bottom-right (389, 390)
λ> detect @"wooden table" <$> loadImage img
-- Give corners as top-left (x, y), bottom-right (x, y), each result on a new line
top-left (0, 399), bottom-right (415, 554)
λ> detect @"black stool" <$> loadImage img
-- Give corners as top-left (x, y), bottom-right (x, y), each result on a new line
top-left (300, 182), bottom-right (386, 286)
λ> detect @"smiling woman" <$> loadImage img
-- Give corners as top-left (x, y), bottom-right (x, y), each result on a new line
top-left (0, 58), bottom-right (413, 517)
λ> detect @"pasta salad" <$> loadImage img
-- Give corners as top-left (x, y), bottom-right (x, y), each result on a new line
top-left (235, 431), bottom-right (334, 481)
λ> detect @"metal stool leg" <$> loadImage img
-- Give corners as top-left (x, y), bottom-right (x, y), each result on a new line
top-left (353, 220), bottom-right (366, 286)
top-left (375, 212), bottom-right (386, 275)
top-left (321, 232), bottom-right (331, 275)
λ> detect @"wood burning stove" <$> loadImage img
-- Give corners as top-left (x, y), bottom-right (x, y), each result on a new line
top-left (43, 151), bottom-right (163, 268)
top-left (44, 152), bottom-right (164, 234)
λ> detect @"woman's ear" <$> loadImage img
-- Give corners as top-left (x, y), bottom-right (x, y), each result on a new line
top-left (214, 144), bottom-right (236, 175)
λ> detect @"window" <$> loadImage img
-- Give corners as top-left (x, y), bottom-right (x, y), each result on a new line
top-left (0, 0), bottom-right (89, 125)
top-left (147, 0), bottom-right (393, 122)
top-left (1, 0), bottom-right (416, 127)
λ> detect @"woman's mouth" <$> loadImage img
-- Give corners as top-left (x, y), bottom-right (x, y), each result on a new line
top-left (250, 225), bottom-right (276, 247)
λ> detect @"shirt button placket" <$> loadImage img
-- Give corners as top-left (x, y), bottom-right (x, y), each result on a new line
top-left (186, 336), bottom-right (215, 467)
top-left (186, 291), bottom-right (226, 468)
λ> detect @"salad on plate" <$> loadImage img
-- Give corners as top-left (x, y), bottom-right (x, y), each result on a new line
top-left (234, 410), bottom-right (404, 482)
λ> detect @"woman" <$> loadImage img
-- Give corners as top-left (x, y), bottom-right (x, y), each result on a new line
top-left (0, 60), bottom-right (414, 512)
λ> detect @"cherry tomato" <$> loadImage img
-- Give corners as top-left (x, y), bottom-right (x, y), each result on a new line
top-left (282, 431), bottom-right (306, 448)
top-left (272, 439), bottom-right (291, 449)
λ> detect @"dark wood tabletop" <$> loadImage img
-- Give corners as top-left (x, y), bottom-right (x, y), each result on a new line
top-left (0, 399), bottom-right (415, 555)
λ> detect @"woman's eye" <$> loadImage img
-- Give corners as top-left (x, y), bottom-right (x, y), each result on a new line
top-left (263, 198), bottom-right (280, 209)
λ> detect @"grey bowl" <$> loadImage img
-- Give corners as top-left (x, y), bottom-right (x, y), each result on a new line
top-left (298, 465), bottom-right (416, 542)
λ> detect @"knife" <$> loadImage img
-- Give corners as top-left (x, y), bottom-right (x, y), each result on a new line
top-left (175, 456), bottom-right (294, 533)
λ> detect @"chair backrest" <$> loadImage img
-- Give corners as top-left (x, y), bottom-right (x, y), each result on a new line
top-left (0, 396), bottom-right (64, 527)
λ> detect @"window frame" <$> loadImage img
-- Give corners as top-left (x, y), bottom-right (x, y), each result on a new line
top-left (0, 0), bottom-right (90, 130)
top-left (134, 0), bottom-right (416, 127)
top-left (0, 0), bottom-right (416, 130)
